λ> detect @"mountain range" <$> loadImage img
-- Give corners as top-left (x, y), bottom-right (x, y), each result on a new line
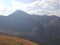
top-left (0, 10), bottom-right (60, 45)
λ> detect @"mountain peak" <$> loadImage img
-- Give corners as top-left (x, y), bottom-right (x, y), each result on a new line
top-left (14, 10), bottom-right (26, 14)
top-left (8, 10), bottom-right (29, 16)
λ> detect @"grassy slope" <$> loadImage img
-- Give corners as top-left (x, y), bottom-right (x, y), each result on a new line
top-left (0, 35), bottom-right (38, 45)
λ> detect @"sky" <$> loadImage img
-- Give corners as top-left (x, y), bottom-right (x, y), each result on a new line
top-left (0, 0), bottom-right (60, 16)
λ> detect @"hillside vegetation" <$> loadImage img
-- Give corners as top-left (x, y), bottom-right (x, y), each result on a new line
top-left (0, 35), bottom-right (38, 45)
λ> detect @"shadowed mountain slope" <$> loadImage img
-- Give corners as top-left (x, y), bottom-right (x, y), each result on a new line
top-left (0, 10), bottom-right (60, 45)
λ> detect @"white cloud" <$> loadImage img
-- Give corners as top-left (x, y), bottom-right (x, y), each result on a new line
top-left (47, 10), bottom-right (60, 16)
top-left (0, 3), bottom-right (7, 15)
top-left (26, 0), bottom-right (60, 16)
top-left (0, 0), bottom-right (27, 15)
top-left (0, 0), bottom-right (60, 16)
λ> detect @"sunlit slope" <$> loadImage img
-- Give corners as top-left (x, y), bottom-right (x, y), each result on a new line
top-left (0, 35), bottom-right (38, 45)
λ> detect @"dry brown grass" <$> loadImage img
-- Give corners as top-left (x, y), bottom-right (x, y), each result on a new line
top-left (0, 35), bottom-right (38, 45)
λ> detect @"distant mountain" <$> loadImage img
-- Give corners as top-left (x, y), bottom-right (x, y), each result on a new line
top-left (0, 10), bottom-right (60, 45)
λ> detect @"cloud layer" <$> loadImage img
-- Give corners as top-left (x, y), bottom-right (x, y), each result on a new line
top-left (0, 0), bottom-right (60, 16)
top-left (26, 0), bottom-right (60, 16)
